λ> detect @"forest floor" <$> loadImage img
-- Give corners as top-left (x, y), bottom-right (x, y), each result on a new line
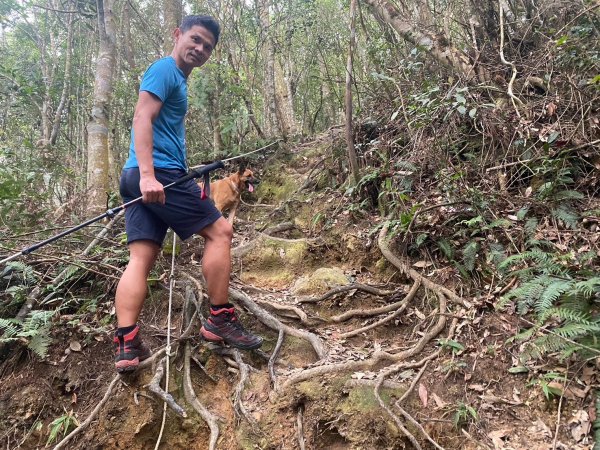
top-left (0, 135), bottom-right (597, 450)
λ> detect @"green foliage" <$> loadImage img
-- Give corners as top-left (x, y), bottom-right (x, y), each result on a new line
top-left (499, 244), bottom-right (600, 360)
top-left (452, 402), bottom-right (478, 429)
top-left (0, 310), bottom-right (55, 358)
top-left (47, 409), bottom-right (79, 445)
top-left (527, 372), bottom-right (565, 400)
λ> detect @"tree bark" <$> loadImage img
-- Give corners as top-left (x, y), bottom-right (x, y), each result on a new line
top-left (345, 0), bottom-right (360, 185)
top-left (258, 0), bottom-right (282, 138)
top-left (49, 12), bottom-right (74, 146)
top-left (361, 0), bottom-right (474, 78)
top-left (163, 0), bottom-right (182, 55)
top-left (86, 0), bottom-right (117, 215)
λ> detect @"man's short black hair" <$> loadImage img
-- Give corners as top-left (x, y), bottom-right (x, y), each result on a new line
top-left (180, 15), bottom-right (221, 45)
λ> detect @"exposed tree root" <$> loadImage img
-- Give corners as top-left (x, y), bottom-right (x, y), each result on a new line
top-left (255, 298), bottom-right (311, 325)
top-left (183, 342), bottom-right (220, 450)
top-left (331, 279), bottom-right (419, 323)
top-left (298, 282), bottom-right (395, 304)
top-left (269, 329), bottom-right (285, 387)
top-left (232, 349), bottom-right (254, 424)
top-left (340, 295), bottom-right (413, 339)
top-left (374, 317), bottom-right (458, 450)
top-left (378, 218), bottom-right (471, 308)
top-left (229, 287), bottom-right (327, 359)
top-left (280, 290), bottom-right (447, 392)
top-left (146, 356), bottom-right (187, 418)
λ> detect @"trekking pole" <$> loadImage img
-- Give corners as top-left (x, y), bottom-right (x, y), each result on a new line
top-left (0, 160), bottom-right (225, 266)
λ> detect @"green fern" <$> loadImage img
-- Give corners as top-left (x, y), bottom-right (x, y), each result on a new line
top-left (551, 204), bottom-right (579, 229)
top-left (462, 240), bottom-right (479, 272)
top-left (437, 239), bottom-right (454, 260)
top-left (500, 247), bottom-right (600, 360)
top-left (0, 318), bottom-right (20, 338)
top-left (0, 310), bottom-right (55, 358)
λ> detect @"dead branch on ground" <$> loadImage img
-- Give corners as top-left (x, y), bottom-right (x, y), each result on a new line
top-left (298, 283), bottom-right (395, 304)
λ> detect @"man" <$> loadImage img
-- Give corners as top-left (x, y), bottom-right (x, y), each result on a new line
top-left (114, 15), bottom-right (262, 373)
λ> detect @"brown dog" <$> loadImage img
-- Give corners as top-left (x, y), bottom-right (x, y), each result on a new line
top-left (204, 167), bottom-right (259, 224)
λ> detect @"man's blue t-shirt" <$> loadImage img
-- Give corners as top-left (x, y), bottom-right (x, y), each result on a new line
top-left (124, 56), bottom-right (188, 171)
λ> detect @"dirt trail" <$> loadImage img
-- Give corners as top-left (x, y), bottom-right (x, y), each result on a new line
top-left (0, 140), bottom-right (596, 449)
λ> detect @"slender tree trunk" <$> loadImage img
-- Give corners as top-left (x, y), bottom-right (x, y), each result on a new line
top-left (345, 0), bottom-right (360, 185)
top-left (276, 59), bottom-right (297, 136)
top-left (163, 0), bottom-right (182, 55)
top-left (211, 45), bottom-right (225, 157)
top-left (86, 0), bottom-right (117, 215)
top-left (258, 0), bottom-right (281, 138)
top-left (50, 13), bottom-right (74, 146)
top-left (121, 1), bottom-right (136, 73)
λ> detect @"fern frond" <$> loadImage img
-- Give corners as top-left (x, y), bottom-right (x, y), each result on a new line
top-left (487, 243), bottom-right (506, 266)
top-left (553, 190), bottom-right (585, 201)
top-left (574, 278), bottom-right (600, 298)
top-left (551, 205), bottom-right (579, 229)
top-left (0, 318), bottom-right (20, 338)
top-left (22, 310), bottom-right (55, 332)
top-left (534, 280), bottom-right (574, 316)
top-left (524, 217), bottom-right (538, 237)
top-left (437, 239), bottom-right (454, 260)
top-left (462, 240), bottom-right (479, 272)
top-left (27, 327), bottom-right (51, 358)
top-left (538, 307), bottom-right (593, 324)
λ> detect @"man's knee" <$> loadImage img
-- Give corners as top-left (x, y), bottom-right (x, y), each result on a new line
top-left (200, 217), bottom-right (233, 243)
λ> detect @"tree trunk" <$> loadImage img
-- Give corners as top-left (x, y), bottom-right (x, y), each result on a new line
top-left (86, 0), bottom-right (116, 215)
top-left (345, 0), bottom-right (360, 185)
top-left (211, 45), bottom-right (225, 157)
top-left (361, 0), bottom-right (475, 78)
top-left (258, 0), bottom-right (281, 138)
top-left (163, 0), bottom-right (182, 55)
top-left (50, 13), bottom-right (74, 146)
top-left (276, 59), bottom-right (297, 136)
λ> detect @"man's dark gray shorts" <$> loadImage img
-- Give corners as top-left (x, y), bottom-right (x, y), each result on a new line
top-left (120, 167), bottom-right (222, 245)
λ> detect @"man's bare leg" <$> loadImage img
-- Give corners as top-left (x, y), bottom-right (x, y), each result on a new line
top-left (198, 217), bottom-right (233, 305)
top-left (115, 240), bottom-right (161, 327)
top-left (199, 217), bottom-right (262, 349)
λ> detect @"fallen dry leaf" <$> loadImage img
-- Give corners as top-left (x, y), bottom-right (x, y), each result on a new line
top-left (418, 383), bottom-right (428, 407)
top-left (568, 410), bottom-right (591, 443)
top-left (488, 428), bottom-right (511, 450)
top-left (413, 260), bottom-right (433, 268)
top-left (431, 393), bottom-right (447, 408)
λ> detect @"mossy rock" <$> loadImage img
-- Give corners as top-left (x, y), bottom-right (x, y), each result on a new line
top-left (290, 267), bottom-right (349, 295)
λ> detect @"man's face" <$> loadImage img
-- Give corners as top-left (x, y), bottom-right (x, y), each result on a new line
top-left (173, 25), bottom-right (216, 73)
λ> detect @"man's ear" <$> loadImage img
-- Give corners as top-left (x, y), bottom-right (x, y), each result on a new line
top-left (173, 27), bottom-right (181, 43)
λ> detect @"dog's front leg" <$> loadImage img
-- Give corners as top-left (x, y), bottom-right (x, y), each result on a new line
top-left (228, 202), bottom-right (238, 225)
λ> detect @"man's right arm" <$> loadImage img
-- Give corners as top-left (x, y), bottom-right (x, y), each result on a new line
top-left (132, 91), bottom-right (165, 204)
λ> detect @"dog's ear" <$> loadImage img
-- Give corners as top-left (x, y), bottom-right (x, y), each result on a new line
top-left (238, 161), bottom-right (247, 175)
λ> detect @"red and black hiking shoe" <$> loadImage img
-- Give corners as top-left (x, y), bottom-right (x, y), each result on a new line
top-left (200, 307), bottom-right (263, 350)
top-left (113, 325), bottom-right (151, 373)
